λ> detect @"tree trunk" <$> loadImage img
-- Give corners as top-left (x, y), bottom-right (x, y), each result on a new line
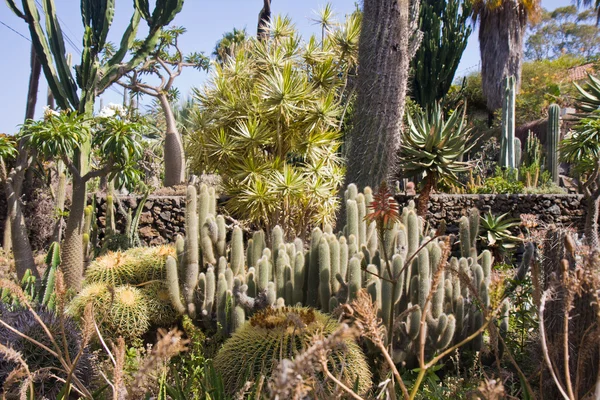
top-left (345, 0), bottom-right (421, 190)
top-left (5, 183), bottom-right (38, 279)
top-left (61, 175), bottom-right (87, 291)
top-left (479, 0), bottom-right (527, 112)
top-left (159, 93), bottom-right (186, 187)
top-left (257, 0), bottom-right (272, 41)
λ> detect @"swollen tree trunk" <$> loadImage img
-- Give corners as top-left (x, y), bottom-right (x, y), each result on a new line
top-left (61, 175), bottom-right (87, 291)
top-left (257, 0), bottom-right (272, 41)
top-left (3, 44), bottom-right (40, 273)
top-left (478, 0), bottom-right (527, 112)
top-left (345, 0), bottom-right (421, 189)
top-left (159, 94), bottom-right (186, 187)
top-left (1, 160), bottom-right (37, 280)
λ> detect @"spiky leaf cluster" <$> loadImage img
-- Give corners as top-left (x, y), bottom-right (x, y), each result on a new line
top-left (189, 14), bottom-right (359, 237)
top-left (399, 102), bottom-right (475, 187)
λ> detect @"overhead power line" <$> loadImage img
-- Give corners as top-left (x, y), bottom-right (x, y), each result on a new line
top-left (0, 20), bottom-right (31, 42)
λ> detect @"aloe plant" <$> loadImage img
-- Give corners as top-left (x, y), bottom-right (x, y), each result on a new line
top-left (479, 211), bottom-right (521, 262)
top-left (399, 102), bottom-right (475, 215)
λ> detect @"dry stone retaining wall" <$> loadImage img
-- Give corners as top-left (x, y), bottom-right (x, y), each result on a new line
top-left (93, 193), bottom-right (585, 246)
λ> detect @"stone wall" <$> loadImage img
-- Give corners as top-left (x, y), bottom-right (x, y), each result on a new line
top-left (395, 193), bottom-right (585, 235)
top-left (94, 193), bottom-right (586, 246)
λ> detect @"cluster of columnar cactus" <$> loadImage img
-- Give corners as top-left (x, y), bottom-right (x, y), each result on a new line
top-left (500, 76), bottom-right (517, 170)
top-left (164, 183), bottom-right (499, 363)
top-left (547, 103), bottom-right (560, 184)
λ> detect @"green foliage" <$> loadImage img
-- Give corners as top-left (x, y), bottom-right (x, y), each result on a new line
top-left (561, 114), bottom-right (600, 177)
top-left (212, 28), bottom-right (247, 63)
top-left (525, 6), bottom-right (600, 61)
top-left (472, 167), bottom-right (525, 194)
top-left (188, 13), bottom-right (359, 236)
top-left (573, 73), bottom-right (600, 114)
top-left (479, 211), bottom-right (521, 261)
top-left (399, 102), bottom-right (475, 188)
top-left (0, 135), bottom-right (18, 160)
top-left (411, 0), bottom-right (473, 108)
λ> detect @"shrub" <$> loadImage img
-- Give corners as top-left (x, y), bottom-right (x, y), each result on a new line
top-left (188, 14), bottom-right (359, 237)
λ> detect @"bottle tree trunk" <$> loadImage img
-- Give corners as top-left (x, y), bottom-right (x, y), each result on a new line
top-left (3, 171), bottom-right (37, 280)
top-left (345, 0), bottom-right (421, 190)
top-left (3, 44), bottom-right (40, 279)
top-left (60, 175), bottom-right (87, 290)
top-left (159, 93), bottom-right (186, 187)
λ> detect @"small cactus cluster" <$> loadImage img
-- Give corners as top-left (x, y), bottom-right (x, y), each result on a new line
top-left (213, 307), bottom-right (372, 396)
top-left (165, 183), bottom-right (502, 362)
top-left (68, 246), bottom-right (178, 340)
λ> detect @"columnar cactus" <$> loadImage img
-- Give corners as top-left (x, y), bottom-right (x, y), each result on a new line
top-left (500, 76), bottom-right (516, 169)
top-left (547, 103), bottom-right (560, 184)
top-left (154, 183), bottom-right (502, 367)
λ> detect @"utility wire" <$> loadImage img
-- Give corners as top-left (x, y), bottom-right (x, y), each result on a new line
top-left (0, 20), bottom-right (31, 42)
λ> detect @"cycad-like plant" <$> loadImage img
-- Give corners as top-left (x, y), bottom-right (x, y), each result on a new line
top-left (189, 13), bottom-right (358, 238)
top-left (399, 103), bottom-right (475, 215)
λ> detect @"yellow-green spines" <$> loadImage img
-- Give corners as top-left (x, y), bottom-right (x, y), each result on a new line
top-left (213, 307), bottom-right (372, 396)
top-left (145, 281), bottom-right (178, 326)
top-left (66, 282), bottom-right (110, 319)
top-left (104, 285), bottom-right (150, 340)
top-left (86, 246), bottom-right (176, 287)
top-left (85, 251), bottom-right (136, 286)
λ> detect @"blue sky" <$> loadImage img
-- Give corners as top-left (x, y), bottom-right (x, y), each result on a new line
top-left (0, 0), bottom-right (572, 133)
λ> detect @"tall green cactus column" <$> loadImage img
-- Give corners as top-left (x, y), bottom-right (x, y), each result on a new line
top-left (547, 103), bottom-right (560, 184)
top-left (500, 76), bottom-right (516, 170)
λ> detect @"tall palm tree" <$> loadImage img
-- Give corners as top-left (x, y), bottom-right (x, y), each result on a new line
top-left (474, 0), bottom-right (540, 117)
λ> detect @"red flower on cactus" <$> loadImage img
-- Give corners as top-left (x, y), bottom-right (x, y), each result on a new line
top-left (365, 182), bottom-right (400, 227)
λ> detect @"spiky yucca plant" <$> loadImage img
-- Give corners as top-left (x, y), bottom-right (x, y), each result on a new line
top-left (213, 307), bottom-right (372, 396)
top-left (399, 102), bottom-right (475, 215)
top-left (189, 13), bottom-right (359, 237)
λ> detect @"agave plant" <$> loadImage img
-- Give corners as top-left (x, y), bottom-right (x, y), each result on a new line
top-left (574, 73), bottom-right (600, 114)
top-left (398, 102), bottom-right (475, 215)
top-left (189, 13), bottom-right (358, 238)
top-left (479, 211), bottom-right (521, 262)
